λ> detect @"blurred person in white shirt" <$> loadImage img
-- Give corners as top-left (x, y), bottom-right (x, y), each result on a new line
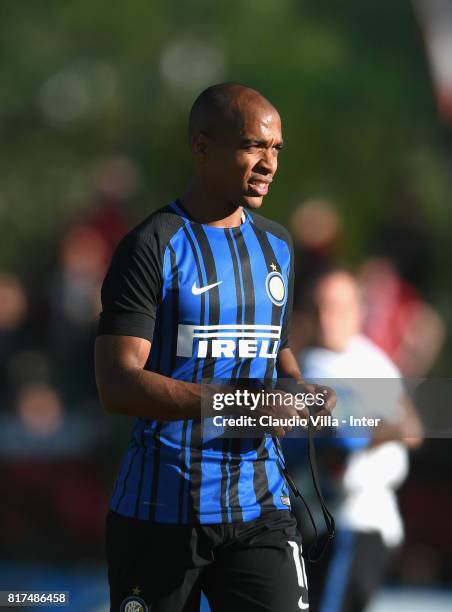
top-left (294, 268), bottom-right (422, 612)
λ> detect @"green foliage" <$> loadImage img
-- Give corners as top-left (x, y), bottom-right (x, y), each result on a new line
top-left (0, 0), bottom-right (449, 275)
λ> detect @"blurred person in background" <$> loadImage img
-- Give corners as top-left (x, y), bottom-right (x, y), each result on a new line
top-left (0, 158), bottom-right (137, 572)
top-left (79, 155), bottom-right (137, 258)
top-left (0, 273), bottom-right (28, 353)
top-left (358, 185), bottom-right (445, 377)
top-left (359, 256), bottom-right (445, 377)
top-left (50, 224), bottom-right (109, 348)
top-left (47, 156), bottom-right (136, 404)
top-left (0, 379), bottom-right (108, 562)
top-left (288, 268), bottom-right (423, 612)
top-left (49, 223), bottom-right (110, 404)
top-left (290, 198), bottom-right (342, 297)
top-left (0, 273), bottom-right (29, 406)
top-left (289, 199), bottom-right (343, 356)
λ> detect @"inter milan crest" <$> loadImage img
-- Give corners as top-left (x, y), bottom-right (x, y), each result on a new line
top-left (265, 263), bottom-right (286, 306)
top-left (120, 595), bottom-right (148, 612)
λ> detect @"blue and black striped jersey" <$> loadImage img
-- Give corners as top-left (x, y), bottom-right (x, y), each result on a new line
top-left (98, 200), bottom-right (294, 523)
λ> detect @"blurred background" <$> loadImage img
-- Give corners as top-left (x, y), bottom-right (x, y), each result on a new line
top-left (1, 1), bottom-right (451, 610)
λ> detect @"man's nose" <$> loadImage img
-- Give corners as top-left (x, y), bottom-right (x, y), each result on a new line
top-left (257, 149), bottom-right (277, 175)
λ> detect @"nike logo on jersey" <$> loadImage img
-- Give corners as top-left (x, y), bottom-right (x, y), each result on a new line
top-left (191, 281), bottom-right (223, 295)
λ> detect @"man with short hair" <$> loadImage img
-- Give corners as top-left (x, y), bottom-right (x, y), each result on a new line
top-left (96, 83), bottom-right (333, 611)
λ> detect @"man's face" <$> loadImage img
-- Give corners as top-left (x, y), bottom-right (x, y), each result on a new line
top-left (199, 103), bottom-right (283, 209)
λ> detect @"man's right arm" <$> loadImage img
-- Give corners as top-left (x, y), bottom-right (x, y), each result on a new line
top-left (94, 218), bottom-right (207, 420)
top-left (95, 335), bottom-right (304, 429)
top-left (95, 335), bottom-right (204, 420)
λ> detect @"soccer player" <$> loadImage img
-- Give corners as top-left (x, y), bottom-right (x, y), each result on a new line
top-left (95, 83), bottom-right (333, 612)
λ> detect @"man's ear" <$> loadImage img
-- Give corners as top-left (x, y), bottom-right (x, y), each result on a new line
top-left (191, 131), bottom-right (209, 158)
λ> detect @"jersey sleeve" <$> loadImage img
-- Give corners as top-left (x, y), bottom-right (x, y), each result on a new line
top-left (279, 234), bottom-right (294, 351)
top-left (97, 229), bottom-right (162, 342)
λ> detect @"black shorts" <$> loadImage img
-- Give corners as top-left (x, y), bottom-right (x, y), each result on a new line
top-left (106, 509), bottom-right (309, 612)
